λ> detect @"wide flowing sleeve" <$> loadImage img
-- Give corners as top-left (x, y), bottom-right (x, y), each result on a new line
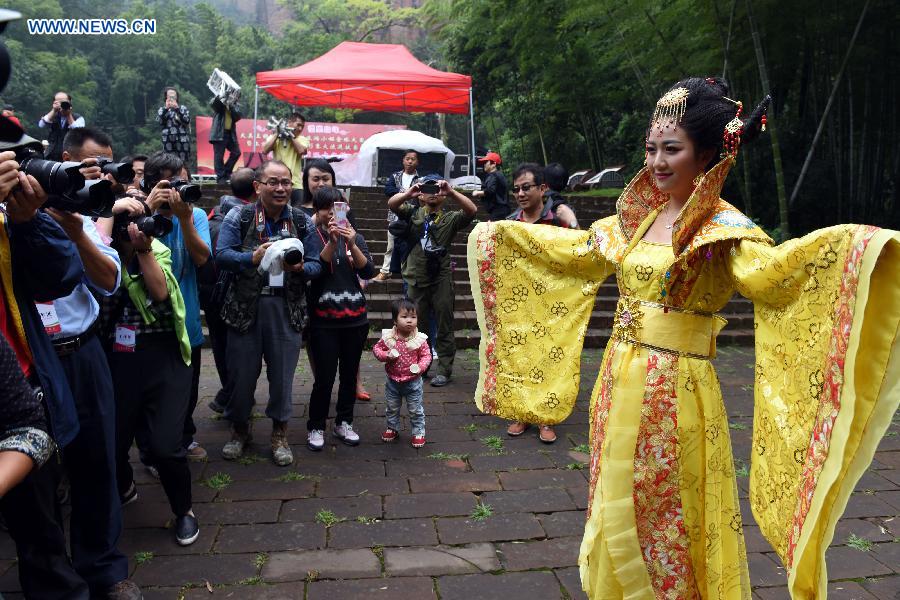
top-left (729, 224), bottom-right (900, 598)
top-left (467, 221), bottom-right (614, 424)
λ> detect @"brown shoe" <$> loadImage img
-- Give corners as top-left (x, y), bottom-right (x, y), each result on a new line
top-left (371, 272), bottom-right (390, 282)
top-left (185, 442), bottom-right (207, 462)
top-left (506, 422), bottom-right (528, 436)
top-left (539, 425), bottom-right (557, 444)
top-left (271, 421), bottom-right (293, 466)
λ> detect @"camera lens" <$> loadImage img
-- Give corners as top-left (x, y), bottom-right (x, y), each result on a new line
top-left (19, 157), bottom-right (84, 196)
top-left (283, 248), bottom-right (303, 265)
top-left (60, 101), bottom-right (71, 110)
top-left (171, 180), bottom-right (201, 203)
top-left (134, 214), bottom-right (173, 238)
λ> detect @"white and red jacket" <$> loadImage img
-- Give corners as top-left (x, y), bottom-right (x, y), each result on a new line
top-left (372, 327), bottom-right (432, 383)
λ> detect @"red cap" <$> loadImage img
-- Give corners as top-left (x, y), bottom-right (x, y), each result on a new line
top-left (477, 152), bottom-right (502, 165)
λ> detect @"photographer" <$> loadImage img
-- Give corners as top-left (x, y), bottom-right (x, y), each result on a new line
top-left (156, 87), bottom-right (191, 164)
top-left (262, 111), bottom-right (308, 207)
top-left (216, 160), bottom-right (315, 466)
top-left (209, 96), bottom-right (242, 184)
top-left (37, 126), bottom-right (141, 598)
top-left (142, 152), bottom-right (211, 462)
top-left (203, 167), bottom-right (256, 414)
top-left (0, 151), bottom-right (93, 597)
top-left (304, 187), bottom-right (374, 450)
top-left (99, 202), bottom-right (198, 546)
top-left (37, 91), bottom-right (85, 161)
top-left (388, 175), bottom-right (477, 387)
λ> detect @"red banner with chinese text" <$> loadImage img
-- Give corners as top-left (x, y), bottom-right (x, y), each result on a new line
top-left (195, 117), bottom-right (405, 174)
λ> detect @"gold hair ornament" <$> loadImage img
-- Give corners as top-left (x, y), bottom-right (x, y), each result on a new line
top-left (652, 87), bottom-right (690, 129)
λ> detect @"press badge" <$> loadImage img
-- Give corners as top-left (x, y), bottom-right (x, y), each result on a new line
top-left (113, 325), bottom-right (137, 352)
top-left (36, 302), bottom-right (62, 335)
top-left (269, 272), bottom-right (285, 287)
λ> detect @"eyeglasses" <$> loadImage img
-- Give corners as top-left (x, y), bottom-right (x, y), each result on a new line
top-left (260, 179), bottom-right (293, 189)
top-left (511, 183), bottom-right (540, 194)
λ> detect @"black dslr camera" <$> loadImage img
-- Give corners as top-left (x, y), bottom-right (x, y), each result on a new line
top-left (139, 176), bottom-right (202, 208)
top-left (0, 10), bottom-right (114, 217)
top-left (96, 157), bottom-right (134, 185)
top-left (112, 201), bottom-right (173, 241)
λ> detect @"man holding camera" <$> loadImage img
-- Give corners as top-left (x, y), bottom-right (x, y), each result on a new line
top-left (216, 160), bottom-right (315, 466)
top-left (34, 127), bottom-right (141, 599)
top-left (209, 96), bottom-right (242, 184)
top-left (142, 152), bottom-right (211, 462)
top-left (37, 91), bottom-right (85, 161)
top-left (262, 111), bottom-right (308, 208)
top-left (388, 174), bottom-right (477, 387)
top-left (471, 151), bottom-right (509, 221)
top-left (0, 151), bottom-right (96, 598)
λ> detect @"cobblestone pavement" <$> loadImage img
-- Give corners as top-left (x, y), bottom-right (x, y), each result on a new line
top-left (0, 346), bottom-right (897, 599)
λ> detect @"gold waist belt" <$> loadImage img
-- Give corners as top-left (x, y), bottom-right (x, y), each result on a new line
top-left (612, 297), bottom-right (727, 360)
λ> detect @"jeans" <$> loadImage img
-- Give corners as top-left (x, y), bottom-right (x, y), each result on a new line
top-left (384, 376), bottom-right (425, 435)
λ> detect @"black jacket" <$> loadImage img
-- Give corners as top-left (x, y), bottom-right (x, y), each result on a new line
top-left (209, 97), bottom-right (242, 142)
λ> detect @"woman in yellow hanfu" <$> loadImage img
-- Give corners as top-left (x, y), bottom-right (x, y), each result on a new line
top-left (466, 77), bottom-right (900, 599)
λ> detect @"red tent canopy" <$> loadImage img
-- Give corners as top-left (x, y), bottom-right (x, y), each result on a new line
top-left (256, 42), bottom-right (472, 114)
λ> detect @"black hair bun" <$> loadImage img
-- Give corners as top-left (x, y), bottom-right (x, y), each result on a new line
top-left (741, 94), bottom-right (771, 146)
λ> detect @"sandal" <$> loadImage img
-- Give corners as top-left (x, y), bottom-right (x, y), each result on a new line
top-left (507, 422), bottom-right (528, 436)
top-left (539, 425), bottom-right (557, 444)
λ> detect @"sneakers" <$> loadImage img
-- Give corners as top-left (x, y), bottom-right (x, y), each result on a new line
top-left (271, 421), bottom-right (293, 466)
top-left (333, 422), bottom-right (360, 446)
top-left (175, 513), bottom-right (200, 546)
top-left (430, 374), bottom-right (450, 387)
top-left (145, 464), bottom-right (160, 480)
top-left (103, 579), bottom-right (142, 600)
top-left (307, 429), bottom-right (325, 452)
top-left (222, 426), bottom-right (251, 461)
top-left (371, 272), bottom-right (390, 282)
top-left (186, 441), bottom-right (208, 462)
top-left (411, 434), bottom-right (426, 448)
top-left (381, 428), bottom-right (398, 443)
top-left (120, 481), bottom-right (138, 507)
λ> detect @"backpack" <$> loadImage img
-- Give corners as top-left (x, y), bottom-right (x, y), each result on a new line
top-left (198, 196), bottom-right (245, 309)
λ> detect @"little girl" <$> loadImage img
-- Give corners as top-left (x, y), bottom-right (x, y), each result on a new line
top-left (372, 298), bottom-right (432, 447)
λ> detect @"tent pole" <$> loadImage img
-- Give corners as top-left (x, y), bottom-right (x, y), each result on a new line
top-left (468, 88), bottom-right (475, 176)
top-left (253, 85), bottom-right (260, 154)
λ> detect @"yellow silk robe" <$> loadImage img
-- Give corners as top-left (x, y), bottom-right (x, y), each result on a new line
top-left (466, 157), bottom-right (900, 599)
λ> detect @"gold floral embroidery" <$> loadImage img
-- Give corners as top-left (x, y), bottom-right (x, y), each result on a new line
top-left (612, 296), bottom-right (644, 342)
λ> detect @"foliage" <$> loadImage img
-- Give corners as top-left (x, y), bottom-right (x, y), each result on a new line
top-left (470, 502), bottom-right (493, 521)
top-left (202, 472), bottom-right (233, 490)
top-left (314, 509), bottom-right (346, 527)
top-left (423, 0), bottom-right (899, 233)
top-left (846, 533), bottom-right (873, 552)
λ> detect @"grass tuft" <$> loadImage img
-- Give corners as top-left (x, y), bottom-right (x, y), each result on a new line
top-left (134, 551), bottom-right (153, 565)
top-left (470, 502), bottom-right (493, 522)
top-left (315, 509), bottom-right (346, 527)
top-left (481, 435), bottom-right (504, 453)
top-left (203, 472), bottom-right (233, 490)
top-left (846, 533), bottom-right (873, 552)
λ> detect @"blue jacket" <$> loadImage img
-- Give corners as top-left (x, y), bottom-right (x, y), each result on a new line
top-left (5, 211), bottom-right (84, 447)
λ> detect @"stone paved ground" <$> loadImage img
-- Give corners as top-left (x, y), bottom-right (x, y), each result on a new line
top-left (0, 346), bottom-right (897, 599)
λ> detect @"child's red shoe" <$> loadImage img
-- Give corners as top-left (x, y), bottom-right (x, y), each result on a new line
top-left (381, 429), bottom-right (398, 443)
top-left (411, 435), bottom-right (426, 448)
